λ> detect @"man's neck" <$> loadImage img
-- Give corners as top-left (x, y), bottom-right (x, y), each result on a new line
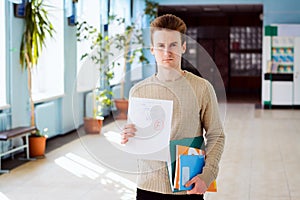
top-left (156, 67), bottom-right (184, 82)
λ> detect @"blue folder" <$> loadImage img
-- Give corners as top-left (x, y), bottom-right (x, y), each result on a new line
top-left (167, 136), bottom-right (204, 192)
top-left (178, 154), bottom-right (205, 190)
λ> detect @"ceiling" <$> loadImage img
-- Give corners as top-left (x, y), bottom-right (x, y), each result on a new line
top-left (159, 4), bottom-right (263, 14)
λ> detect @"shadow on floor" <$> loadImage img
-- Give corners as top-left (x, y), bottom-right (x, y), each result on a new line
top-left (1, 130), bottom-right (79, 173)
top-left (1, 114), bottom-right (116, 173)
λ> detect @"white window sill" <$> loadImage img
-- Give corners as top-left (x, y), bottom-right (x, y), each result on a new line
top-left (0, 104), bottom-right (11, 110)
top-left (77, 88), bottom-right (93, 93)
top-left (33, 93), bottom-right (65, 104)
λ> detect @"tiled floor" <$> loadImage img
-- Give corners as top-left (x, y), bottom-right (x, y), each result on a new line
top-left (1, 103), bottom-right (300, 200)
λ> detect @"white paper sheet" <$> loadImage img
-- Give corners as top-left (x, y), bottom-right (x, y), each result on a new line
top-left (120, 97), bottom-right (173, 161)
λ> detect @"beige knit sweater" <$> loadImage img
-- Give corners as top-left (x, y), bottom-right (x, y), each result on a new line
top-left (129, 71), bottom-right (225, 194)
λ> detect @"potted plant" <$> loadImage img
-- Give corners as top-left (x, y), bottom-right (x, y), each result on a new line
top-left (19, 0), bottom-right (54, 155)
top-left (20, 0), bottom-right (54, 127)
top-left (112, 0), bottom-right (158, 119)
top-left (76, 21), bottom-right (114, 133)
top-left (29, 128), bottom-right (48, 158)
top-left (77, 0), bottom-right (158, 123)
top-left (83, 89), bottom-right (113, 134)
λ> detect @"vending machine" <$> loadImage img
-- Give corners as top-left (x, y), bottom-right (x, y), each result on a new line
top-left (262, 24), bottom-right (300, 107)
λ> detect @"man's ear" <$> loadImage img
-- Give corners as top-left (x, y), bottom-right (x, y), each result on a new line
top-left (150, 46), bottom-right (155, 55)
top-left (182, 41), bottom-right (186, 54)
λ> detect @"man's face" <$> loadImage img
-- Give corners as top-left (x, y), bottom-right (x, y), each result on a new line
top-left (150, 30), bottom-right (186, 70)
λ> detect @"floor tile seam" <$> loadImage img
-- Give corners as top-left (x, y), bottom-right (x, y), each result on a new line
top-left (248, 130), bottom-right (257, 200)
top-left (278, 137), bottom-right (292, 200)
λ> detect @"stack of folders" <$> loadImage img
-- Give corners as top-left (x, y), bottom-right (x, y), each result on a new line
top-left (167, 136), bottom-right (217, 192)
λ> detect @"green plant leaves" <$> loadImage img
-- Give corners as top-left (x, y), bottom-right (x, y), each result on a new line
top-left (19, 0), bottom-right (55, 70)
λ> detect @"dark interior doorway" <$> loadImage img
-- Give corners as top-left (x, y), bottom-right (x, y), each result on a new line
top-left (158, 4), bottom-right (263, 103)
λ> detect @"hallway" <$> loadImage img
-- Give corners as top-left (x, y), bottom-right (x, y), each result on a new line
top-left (0, 103), bottom-right (300, 200)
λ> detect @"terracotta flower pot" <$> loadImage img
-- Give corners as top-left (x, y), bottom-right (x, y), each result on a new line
top-left (29, 136), bottom-right (47, 158)
top-left (84, 117), bottom-right (103, 134)
top-left (114, 99), bottom-right (128, 120)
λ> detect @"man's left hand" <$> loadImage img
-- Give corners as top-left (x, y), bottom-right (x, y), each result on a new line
top-left (185, 176), bottom-right (208, 195)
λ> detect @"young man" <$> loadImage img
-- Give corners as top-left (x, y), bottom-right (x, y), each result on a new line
top-left (121, 14), bottom-right (225, 199)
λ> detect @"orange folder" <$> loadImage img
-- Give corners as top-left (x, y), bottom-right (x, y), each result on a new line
top-left (174, 145), bottom-right (217, 192)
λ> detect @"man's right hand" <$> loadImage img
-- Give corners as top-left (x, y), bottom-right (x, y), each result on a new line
top-left (121, 124), bottom-right (136, 144)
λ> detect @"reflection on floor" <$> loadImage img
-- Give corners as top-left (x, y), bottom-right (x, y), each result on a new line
top-left (1, 103), bottom-right (300, 200)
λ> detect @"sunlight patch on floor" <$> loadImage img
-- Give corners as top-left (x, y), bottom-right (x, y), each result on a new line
top-left (103, 131), bottom-right (124, 145)
top-left (0, 192), bottom-right (10, 200)
top-left (54, 152), bottom-right (136, 199)
top-left (55, 155), bottom-right (99, 179)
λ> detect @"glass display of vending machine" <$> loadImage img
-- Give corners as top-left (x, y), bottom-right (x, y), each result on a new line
top-left (262, 24), bottom-right (300, 108)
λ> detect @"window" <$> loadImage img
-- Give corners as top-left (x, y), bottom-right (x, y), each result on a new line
top-left (109, 0), bottom-right (143, 85)
top-left (76, 0), bottom-right (101, 92)
top-left (109, 0), bottom-right (130, 85)
top-left (0, 0), bottom-right (7, 109)
top-left (31, 0), bottom-right (64, 103)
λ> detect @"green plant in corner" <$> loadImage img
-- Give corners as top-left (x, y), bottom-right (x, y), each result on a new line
top-left (76, 20), bottom-right (115, 133)
top-left (76, 20), bottom-right (114, 120)
top-left (19, 0), bottom-right (55, 127)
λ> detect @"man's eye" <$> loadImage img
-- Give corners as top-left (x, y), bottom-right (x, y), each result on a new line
top-left (156, 45), bottom-right (164, 50)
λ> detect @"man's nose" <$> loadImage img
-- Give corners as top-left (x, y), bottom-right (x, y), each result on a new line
top-left (163, 46), bottom-right (171, 54)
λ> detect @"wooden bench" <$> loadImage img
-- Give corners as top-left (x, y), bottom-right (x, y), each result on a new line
top-left (0, 126), bottom-right (36, 173)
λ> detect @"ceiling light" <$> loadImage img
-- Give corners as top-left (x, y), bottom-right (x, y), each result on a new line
top-left (203, 7), bottom-right (220, 12)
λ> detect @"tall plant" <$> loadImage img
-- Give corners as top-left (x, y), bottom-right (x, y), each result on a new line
top-left (19, 0), bottom-right (55, 126)
top-left (144, 0), bottom-right (159, 22)
top-left (76, 0), bottom-right (158, 120)
top-left (113, 0), bottom-right (158, 99)
top-left (76, 21), bottom-right (114, 119)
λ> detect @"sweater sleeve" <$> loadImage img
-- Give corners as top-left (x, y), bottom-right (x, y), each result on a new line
top-left (197, 80), bottom-right (225, 187)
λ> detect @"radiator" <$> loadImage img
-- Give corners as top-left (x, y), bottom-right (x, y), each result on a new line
top-left (0, 113), bottom-right (7, 131)
top-left (0, 113), bottom-right (11, 158)
top-left (35, 102), bottom-right (57, 138)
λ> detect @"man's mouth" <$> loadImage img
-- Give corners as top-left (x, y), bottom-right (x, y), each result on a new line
top-left (163, 58), bottom-right (173, 62)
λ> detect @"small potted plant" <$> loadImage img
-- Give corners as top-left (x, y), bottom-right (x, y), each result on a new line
top-left (83, 88), bottom-right (113, 134)
top-left (29, 128), bottom-right (48, 158)
top-left (18, 0), bottom-right (54, 157)
top-left (77, 21), bottom-right (114, 133)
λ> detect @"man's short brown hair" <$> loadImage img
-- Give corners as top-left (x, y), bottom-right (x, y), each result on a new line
top-left (150, 14), bottom-right (187, 45)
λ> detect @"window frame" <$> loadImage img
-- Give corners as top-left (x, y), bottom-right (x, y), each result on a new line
top-left (76, 0), bottom-right (101, 93)
top-left (31, 0), bottom-right (65, 103)
top-left (0, 0), bottom-right (8, 109)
